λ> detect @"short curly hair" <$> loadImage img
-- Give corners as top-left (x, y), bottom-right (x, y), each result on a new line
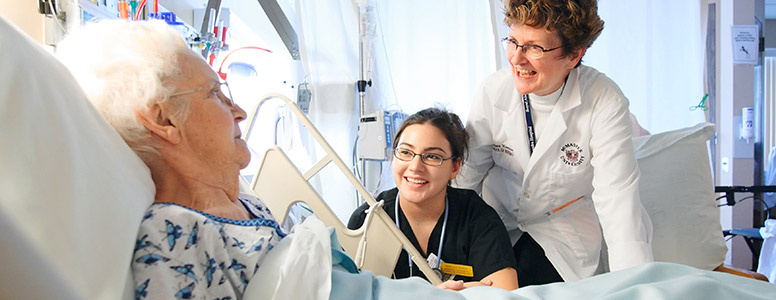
top-left (504, 0), bottom-right (603, 62)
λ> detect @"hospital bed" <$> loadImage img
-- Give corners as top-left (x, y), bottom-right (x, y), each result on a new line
top-left (1, 16), bottom-right (774, 300)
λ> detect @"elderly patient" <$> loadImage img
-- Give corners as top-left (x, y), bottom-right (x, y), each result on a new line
top-left (56, 20), bottom-right (283, 299)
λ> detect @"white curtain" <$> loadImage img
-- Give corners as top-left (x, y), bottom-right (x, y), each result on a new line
top-left (585, 0), bottom-right (706, 134)
top-left (369, 0), bottom-right (500, 120)
top-left (297, 0), bottom-right (361, 222)
top-left (364, 0), bottom-right (502, 195)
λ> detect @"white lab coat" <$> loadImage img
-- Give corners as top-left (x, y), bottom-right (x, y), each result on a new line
top-left (455, 65), bottom-right (653, 281)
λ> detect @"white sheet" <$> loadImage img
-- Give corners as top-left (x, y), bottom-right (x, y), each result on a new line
top-left (245, 216), bottom-right (333, 300)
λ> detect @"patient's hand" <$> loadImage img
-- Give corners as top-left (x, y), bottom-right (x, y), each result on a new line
top-left (436, 279), bottom-right (493, 291)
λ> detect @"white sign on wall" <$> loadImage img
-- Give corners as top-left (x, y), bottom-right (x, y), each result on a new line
top-left (731, 25), bottom-right (759, 64)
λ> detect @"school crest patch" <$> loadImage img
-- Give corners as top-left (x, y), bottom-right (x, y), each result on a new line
top-left (560, 143), bottom-right (585, 166)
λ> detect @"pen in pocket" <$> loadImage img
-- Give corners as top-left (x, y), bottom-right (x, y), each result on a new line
top-left (552, 196), bottom-right (584, 213)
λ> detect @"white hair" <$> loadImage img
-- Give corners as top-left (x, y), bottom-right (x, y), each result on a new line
top-left (56, 19), bottom-right (195, 160)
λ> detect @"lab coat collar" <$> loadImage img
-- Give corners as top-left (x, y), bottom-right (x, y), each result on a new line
top-left (493, 67), bottom-right (582, 113)
top-left (559, 67), bottom-right (582, 112)
top-left (492, 68), bottom-right (520, 113)
top-left (525, 67), bottom-right (582, 176)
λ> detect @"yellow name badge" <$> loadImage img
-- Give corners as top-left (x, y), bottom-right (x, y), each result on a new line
top-left (440, 262), bottom-right (474, 277)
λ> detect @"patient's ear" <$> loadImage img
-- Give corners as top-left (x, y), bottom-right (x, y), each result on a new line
top-left (135, 102), bottom-right (182, 144)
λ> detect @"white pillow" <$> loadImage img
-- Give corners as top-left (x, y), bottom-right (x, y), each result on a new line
top-left (0, 17), bottom-right (154, 300)
top-left (633, 122), bottom-right (726, 270)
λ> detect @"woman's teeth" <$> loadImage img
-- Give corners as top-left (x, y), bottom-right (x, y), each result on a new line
top-left (516, 68), bottom-right (536, 78)
top-left (406, 177), bottom-right (427, 184)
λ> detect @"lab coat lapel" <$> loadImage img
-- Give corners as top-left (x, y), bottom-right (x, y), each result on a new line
top-left (494, 86), bottom-right (532, 171)
top-left (524, 68), bottom-right (582, 176)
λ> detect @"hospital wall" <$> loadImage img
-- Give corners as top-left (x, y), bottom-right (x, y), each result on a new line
top-left (0, 1), bottom-right (45, 44)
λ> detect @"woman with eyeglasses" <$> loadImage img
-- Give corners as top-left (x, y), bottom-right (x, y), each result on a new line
top-left (348, 108), bottom-right (518, 290)
top-left (454, 0), bottom-right (653, 287)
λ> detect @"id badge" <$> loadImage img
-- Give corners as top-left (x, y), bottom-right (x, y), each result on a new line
top-left (427, 254), bottom-right (459, 281)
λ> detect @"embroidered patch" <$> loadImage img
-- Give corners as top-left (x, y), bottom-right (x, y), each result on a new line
top-left (560, 143), bottom-right (585, 166)
top-left (493, 144), bottom-right (514, 156)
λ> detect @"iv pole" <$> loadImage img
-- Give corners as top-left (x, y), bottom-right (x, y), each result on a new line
top-left (356, 2), bottom-right (373, 199)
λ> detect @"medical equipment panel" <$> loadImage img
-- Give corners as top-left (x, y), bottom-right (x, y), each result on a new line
top-left (358, 110), bottom-right (406, 160)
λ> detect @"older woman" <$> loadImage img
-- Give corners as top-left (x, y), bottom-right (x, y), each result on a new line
top-left (56, 20), bottom-right (283, 299)
top-left (455, 0), bottom-right (653, 286)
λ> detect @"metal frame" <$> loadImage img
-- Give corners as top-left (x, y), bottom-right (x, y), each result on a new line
top-left (256, 0), bottom-right (299, 60)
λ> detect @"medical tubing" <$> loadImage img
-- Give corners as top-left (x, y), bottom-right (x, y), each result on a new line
top-left (45, 0), bottom-right (66, 33)
top-left (133, 0), bottom-right (147, 20)
top-left (129, 1), bottom-right (138, 18)
top-left (355, 200), bottom-right (384, 269)
top-left (216, 46), bottom-right (272, 80)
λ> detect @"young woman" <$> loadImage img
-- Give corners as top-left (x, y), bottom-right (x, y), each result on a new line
top-left (348, 108), bottom-right (518, 290)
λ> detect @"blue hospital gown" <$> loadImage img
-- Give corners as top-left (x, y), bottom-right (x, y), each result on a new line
top-left (131, 197), bottom-right (285, 300)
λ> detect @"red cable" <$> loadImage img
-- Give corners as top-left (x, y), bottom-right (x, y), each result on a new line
top-left (216, 46), bottom-right (272, 80)
top-left (134, 0), bottom-right (147, 20)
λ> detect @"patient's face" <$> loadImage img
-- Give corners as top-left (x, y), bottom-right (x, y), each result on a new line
top-left (392, 123), bottom-right (460, 207)
top-left (173, 53), bottom-right (250, 181)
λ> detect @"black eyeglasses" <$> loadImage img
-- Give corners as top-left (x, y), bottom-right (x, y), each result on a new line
top-left (393, 147), bottom-right (455, 166)
top-left (170, 80), bottom-right (235, 107)
top-left (500, 37), bottom-right (561, 59)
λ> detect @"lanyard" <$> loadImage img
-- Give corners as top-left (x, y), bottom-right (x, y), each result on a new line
top-left (522, 76), bottom-right (570, 155)
top-left (395, 193), bottom-right (449, 276)
top-left (522, 94), bottom-right (536, 155)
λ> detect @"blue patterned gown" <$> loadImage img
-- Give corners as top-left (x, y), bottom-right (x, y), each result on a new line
top-left (131, 197), bottom-right (285, 300)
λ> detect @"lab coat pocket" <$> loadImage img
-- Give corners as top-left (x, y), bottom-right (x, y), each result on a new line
top-left (547, 199), bottom-right (602, 265)
top-left (492, 146), bottom-right (522, 175)
top-left (492, 149), bottom-right (524, 188)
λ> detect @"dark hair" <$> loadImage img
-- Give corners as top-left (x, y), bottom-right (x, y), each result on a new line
top-left (504, 0), bottom-right (604, 66)
top-left (392, 107), bottom-right (469, 163)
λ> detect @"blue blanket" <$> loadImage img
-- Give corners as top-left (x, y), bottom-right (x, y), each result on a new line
top-left (248, 218), bottom-right (776, 299)
top-left (329, 262), bottom-right (776, 300)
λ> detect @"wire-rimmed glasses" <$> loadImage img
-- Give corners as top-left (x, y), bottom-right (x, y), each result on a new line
top-left (393, 147), bottom-right (455, 166)
top-left (170, 80), bottom-right (235, 107)
top-left (501, 37), bottom-right (561, 59)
